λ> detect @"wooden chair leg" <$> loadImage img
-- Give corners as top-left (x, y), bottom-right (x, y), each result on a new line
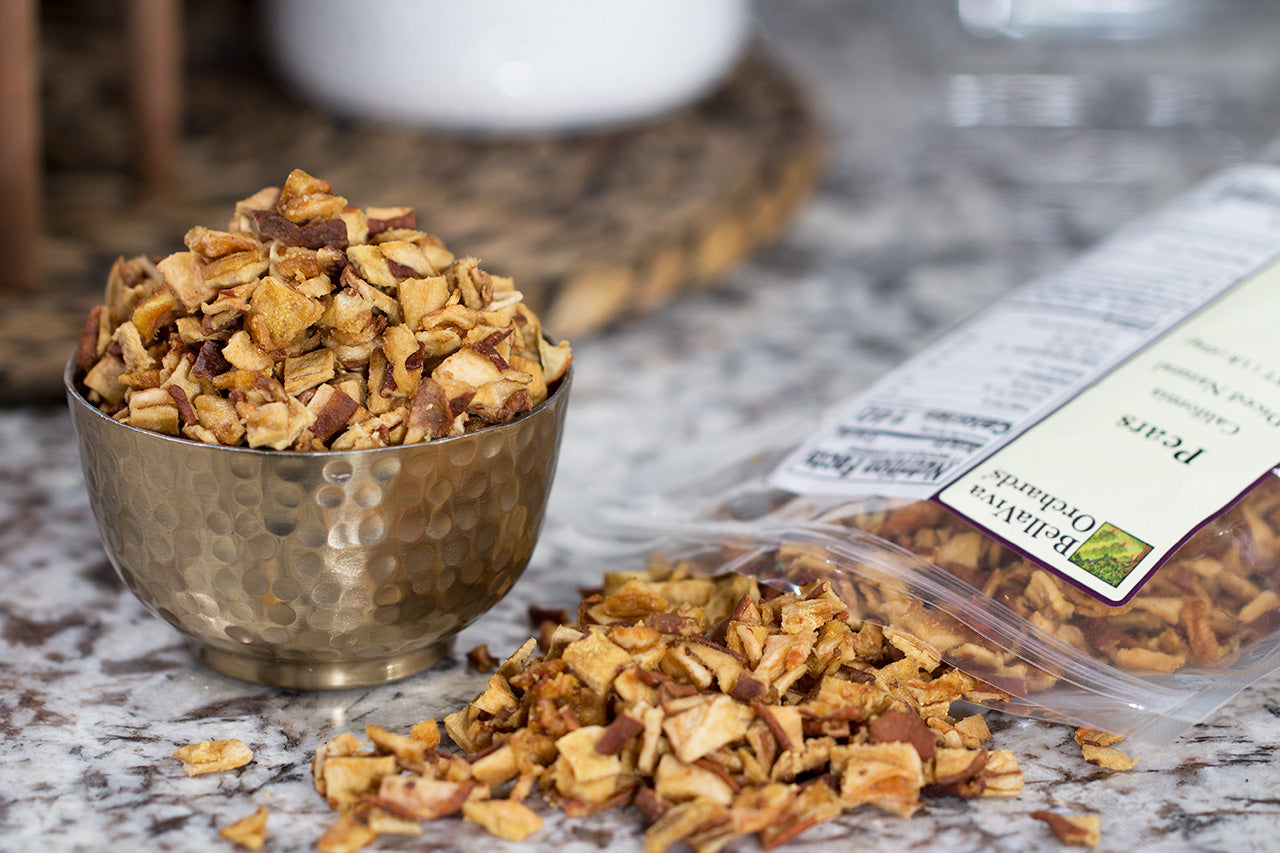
top-left (0, 0), bottom-right (41, 292)
top-left (127, 0), bottom-right (183, 195)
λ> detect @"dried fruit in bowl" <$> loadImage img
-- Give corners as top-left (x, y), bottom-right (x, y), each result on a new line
top-left (74, 169), bottom-right (571, 450)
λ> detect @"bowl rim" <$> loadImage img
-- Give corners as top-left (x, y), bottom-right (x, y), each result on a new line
top-left (64, 354), bottom-right (572, 458)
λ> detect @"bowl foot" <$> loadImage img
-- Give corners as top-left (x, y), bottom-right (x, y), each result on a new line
top-left (198, 640), bottom-right (454, 690)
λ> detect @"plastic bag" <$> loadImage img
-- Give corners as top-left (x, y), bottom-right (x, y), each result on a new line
top-left (587, 166), bottom-right (1280, 743)
top-left (590, 443), bottom-right (1280, 744)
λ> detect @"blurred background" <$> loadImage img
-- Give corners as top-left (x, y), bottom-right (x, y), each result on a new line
top-left (6, 0), bottom-right (1280, 404)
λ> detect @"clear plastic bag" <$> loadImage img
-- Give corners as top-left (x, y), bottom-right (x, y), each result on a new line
top-left (585, 165), bottom-right (1280, 742)
top-left (588, 443), bottom-right (1280, 743)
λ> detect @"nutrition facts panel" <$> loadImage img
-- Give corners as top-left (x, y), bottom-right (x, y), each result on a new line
top-left (771, 164), bottom-right (1280, 499)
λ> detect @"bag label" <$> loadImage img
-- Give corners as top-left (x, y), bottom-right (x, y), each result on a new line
top-left (938, 260), bottom-right (1280, 603)
top-left (770, 164), bottom-right (1280, 602)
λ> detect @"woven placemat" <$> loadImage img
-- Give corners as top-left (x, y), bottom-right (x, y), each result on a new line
top-left (4, 45), bottom-right (821, 405)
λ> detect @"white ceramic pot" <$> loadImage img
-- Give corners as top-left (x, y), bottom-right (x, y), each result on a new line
top-left (264, 0), bottom-right (752, 133)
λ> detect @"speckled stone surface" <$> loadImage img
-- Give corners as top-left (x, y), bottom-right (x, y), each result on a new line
top-left (7, 2), bottom-right (1280, 851)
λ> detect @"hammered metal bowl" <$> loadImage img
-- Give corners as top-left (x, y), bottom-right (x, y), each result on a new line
top-left (65, 359), bottom-right (571, 689)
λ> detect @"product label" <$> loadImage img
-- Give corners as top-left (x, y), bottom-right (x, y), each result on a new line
top-left (770, 164), bottom-right (1280, 602)
top-left (939, 261), bottom-right (1280, 602)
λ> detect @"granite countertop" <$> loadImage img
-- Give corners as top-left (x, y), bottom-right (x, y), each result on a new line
top-left (7, 2), bottom-right (1280, 851)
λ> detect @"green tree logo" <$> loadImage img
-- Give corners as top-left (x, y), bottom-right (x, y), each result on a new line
top-left (1067, 523), bottom-right (1152, 587)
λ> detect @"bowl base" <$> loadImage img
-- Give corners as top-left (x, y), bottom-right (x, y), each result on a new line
top-left (198, 640), bottom-right (454, 690)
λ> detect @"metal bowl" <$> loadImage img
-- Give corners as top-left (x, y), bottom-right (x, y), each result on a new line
top-left (65, 359), bottom-right (571, 689)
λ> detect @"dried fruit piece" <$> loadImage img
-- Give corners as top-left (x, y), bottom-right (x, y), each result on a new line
top-left (323, 755), bottom-right (399, 811)
top-left (375, 776), bottom-right (474, 819)
top-left (1031, 810), bottom-right (1102, 846)
top-left (1079, 743), bottom-right (1138, 771)
top-left (316, 811), bottom-right (379, 853)
top-left (461, 799), bottom-right (543, 841)
top-left (837, 742), bottom-right (924, 817)
top-left (409, 719), bottom-right (441, 749)
top-left (218, 805), bottom-right (269, 850)
top-left (171, 738), bottom-right (253, 776)
top-left (977, 749), bottom-right (1024, 795)
top-left (1074, 728), bottom-right (1137, 771)
top-left (466, 644), bottom-right (499, 672)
